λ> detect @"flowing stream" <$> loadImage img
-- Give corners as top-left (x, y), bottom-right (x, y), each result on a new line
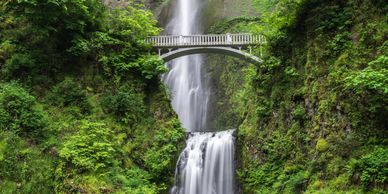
top-left (163, 0), bottom-right (235, 193)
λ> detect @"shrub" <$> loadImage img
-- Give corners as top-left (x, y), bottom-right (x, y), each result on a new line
top-left (59, 120), bottom-right (115, 172)
top-left (113, 167), bottom-right (158, 193)
top-left (48, 78), bottom-right (91, 114)
top-left (345, 55), bottom-right (388, 94)
top-left (101, 86), bottom-right (145, 124)
top-left (1, 53), bottom-right (35, 81)
top-left (0, 131), bottom-right (55, 193)
top-left (0, 82), bottom-right (47, 139)
top-left (292, 105), bottom-right (306, 120)
top-left (347, 147), bottom-right (388, 188)
top-left (316, 138), bottom-right (329, 152)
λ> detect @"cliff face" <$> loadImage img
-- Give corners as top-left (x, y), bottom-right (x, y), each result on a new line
top-left (154, 0), bottom-right (258, 33)
top-left (204, 0), bottom-right (387, 193)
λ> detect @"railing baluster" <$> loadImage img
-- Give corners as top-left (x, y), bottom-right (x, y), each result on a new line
top-left (193, 36), bottom-right (195, 45)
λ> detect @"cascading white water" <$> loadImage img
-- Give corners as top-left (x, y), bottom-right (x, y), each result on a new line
top-left (163, 0), bottom-right (209, 132)
top-left (172, 130), bottom-right (235, 194)
top-left (163, 0), bottom-right (235, 193)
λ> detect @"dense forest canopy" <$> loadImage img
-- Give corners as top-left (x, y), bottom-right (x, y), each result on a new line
top-left (0, 0), bottom-right (387, 193)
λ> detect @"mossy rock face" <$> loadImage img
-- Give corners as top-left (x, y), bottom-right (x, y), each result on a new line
top-left (209, 0), bottom-right (388, 193)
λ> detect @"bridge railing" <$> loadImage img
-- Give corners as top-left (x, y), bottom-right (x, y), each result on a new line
top-left (146, 33), bottom-right (266, 48)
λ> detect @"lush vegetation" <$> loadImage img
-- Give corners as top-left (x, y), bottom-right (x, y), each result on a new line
top-left (0, 0), bottom-right (184, 193)
top-left (1, 0), bottom-right (387, 193)
top-left (206, 0), bottom-right (387, 193)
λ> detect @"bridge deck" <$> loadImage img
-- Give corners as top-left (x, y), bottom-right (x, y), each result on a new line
top-left (146, 33), bottom-right (266, 48)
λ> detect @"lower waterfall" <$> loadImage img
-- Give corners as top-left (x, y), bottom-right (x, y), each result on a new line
top-left (171, 130), bottom-right (235, 194)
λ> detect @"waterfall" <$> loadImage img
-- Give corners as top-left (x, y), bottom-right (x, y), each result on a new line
top-left (163, 0), bottom-right (209, 132)
top-left (172, 130), bottom-right (235, 194)
top-left (163, 0), bottom-right (235, 193)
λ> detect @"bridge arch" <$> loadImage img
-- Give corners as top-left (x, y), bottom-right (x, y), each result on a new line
top-left (160, 47), bottom-right (263, 64)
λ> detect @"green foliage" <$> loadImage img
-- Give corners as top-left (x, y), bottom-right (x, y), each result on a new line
top-left (114, 167), bottom-right (158, 194)
top-left (59, 120), bottom-right (115, 172)
top-left (0, 0), bottom-right (183, 193)
top-left (2, 53), bottom-right (36, 82)
top-left (101, 86), bottom-right (145, 124)
top-left (0, 131), bottom-right (55, 193)
top-left (345, 55), bottom-right (388, 94)
top-left (131, 118), bottom-right (185, 182)
top-left (292, 105), bottom-right (306, 120)
top-left (0, 0), bottom-right (105, 84)
top-left (137, 55), bottom-right (167, 80)
top-left (0, 82), bottom-right (48, 140)
top-left (316, 138), bottom-right (329, 152)
top-left (209, 0), bottom-right (388, 193)
top-left (144, 119), bottom-right (184, 177)
top-left (0, 0), bottom-right (164, 84)
top-left (48, 78), bottom-right (91, 114)
top-left (71, 5), bottom-right (164, 80)
top-left (347, 147), bottom-right (388, 188)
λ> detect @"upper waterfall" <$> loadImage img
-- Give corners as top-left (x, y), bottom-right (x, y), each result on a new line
top-left (163, 0), bottom-right (209, 132)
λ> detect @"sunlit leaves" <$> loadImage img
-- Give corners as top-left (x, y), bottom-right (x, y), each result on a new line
top-left (59, 120), bottom-right (115, 172)
top-left (345, 56), bottom-right (388, 94)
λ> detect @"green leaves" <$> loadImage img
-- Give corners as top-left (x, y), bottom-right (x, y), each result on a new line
top-left (59, 120), bottom-right (115, 172)
top-left (47, 78), bottom-right (91, 114)
top-left (345, 55), bottom-right (388, 94)
top-left (137, 55), bottom-right (167, 80)
top-left (101, 86), bottom-right (145, 124)
top-left (0, 1), bottom-right (180, 193)
top-left (346, 147), bottom-right (388, 187)
top-left (0, 82), bottom-right (48, 140)
top-left (88, 7), bottom-right (162, 80)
